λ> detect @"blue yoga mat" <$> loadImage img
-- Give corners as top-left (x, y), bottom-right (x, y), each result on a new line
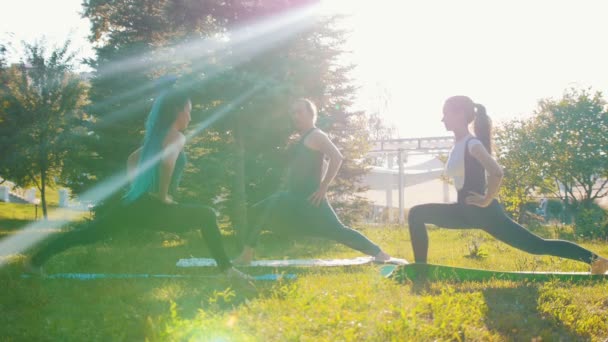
top-left (22, 273), bottom-right (296, 281)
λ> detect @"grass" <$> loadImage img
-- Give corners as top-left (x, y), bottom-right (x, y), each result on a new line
top-left (1, 211), bottom-right (607, 341)
top-left (0, 202), bottom-right (90, 222)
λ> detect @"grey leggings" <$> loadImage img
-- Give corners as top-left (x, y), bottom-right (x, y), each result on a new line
top-left (244, 191), bottom-right (382, 256)
top-left (408, 200), bottom-right (597, 264)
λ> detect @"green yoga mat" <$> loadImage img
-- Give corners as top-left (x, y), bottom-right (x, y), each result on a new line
top-left (381, 264), bottom-right (608, 283)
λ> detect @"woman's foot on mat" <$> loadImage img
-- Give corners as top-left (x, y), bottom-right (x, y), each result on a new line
top-left (373, 251), bottom-right (391, 263)
top-left (373, 251), bottom-right (409, 265)
top-left (590, 257), bottom-right (608, 275)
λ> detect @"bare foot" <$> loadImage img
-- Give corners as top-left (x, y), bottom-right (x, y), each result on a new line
top-left (373, 251), bottom-right (410, 265)
top-left (373, 251), bottom-right (391, 263)
top-left (590, 257), bottom-right (608, 275)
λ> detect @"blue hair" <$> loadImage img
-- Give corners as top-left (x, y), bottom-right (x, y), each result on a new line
top-left (124, 85), bottom-right (190, 203)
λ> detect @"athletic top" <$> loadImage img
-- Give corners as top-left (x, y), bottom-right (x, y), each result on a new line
top-left (445, 134), bottom-right (483, 190)
top-left (448, 136), bottom-right (487, 204)
top-left (169, 151), bottom-right (187, 195)
top-left (286, 128), bottom-right (324, 197)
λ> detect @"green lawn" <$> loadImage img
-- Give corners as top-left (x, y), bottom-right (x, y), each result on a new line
top-left (1, 213), bottom-right (607, 341)
top-left (0, 202), bottom-right (90, 222)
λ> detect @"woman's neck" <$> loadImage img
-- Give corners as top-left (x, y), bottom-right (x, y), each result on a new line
top-left (453, 126), bottom-right (472, 142)
top-left (168, 125), bottom-right (181, 136)
top-left (299, 124), bottom-right (316, 135)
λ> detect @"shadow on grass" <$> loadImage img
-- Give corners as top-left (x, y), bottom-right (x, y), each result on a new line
top-left (405, 279), bottom-right (587, 341)
top-left (482, 286), bottom-right (586, 341)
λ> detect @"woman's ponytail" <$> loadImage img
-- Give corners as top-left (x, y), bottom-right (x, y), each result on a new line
top-left (473, 103), bottom-right (492, 153)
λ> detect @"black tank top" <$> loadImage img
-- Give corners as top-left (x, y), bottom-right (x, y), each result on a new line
top-left (286, 128), bottom-right (324, 197)
top-left (457, 137), bottom-right (487, 204)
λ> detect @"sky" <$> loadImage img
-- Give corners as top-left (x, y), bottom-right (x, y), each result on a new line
top-left (330, 0), bottom-right (608, 137)
top-left (1, 0), bottom-right (94, 66)
top-left (2, 0), bottom-right (607, 138)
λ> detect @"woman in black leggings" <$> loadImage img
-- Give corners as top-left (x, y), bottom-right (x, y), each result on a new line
top-left (27, 86), bottom-right (251, 280)
top-left (408, 95), bottom-right (608, 274)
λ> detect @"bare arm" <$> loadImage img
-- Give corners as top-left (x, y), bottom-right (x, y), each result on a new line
top-left (468, 143), bottom-right (504, 207)
top-left (157, 131), bottom-right (186, 203)
top-left (306, 130), bottom-right (344, 206)
top-left (127, 147), bottom-right (143, 183)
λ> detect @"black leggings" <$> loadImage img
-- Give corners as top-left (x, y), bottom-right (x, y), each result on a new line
top-left (31, 195), bottom-right (233, 271)
top-left (244, 191), bottom-right (382, 256)
top-left (408, 200), bottom-right (597, 264)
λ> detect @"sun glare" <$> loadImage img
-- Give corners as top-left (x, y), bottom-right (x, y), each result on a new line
top-left (321, 0), bottom-right (608, 138)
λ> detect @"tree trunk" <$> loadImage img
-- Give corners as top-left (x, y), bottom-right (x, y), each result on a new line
top-left (40, 168), bottom-right (48, 219)
top-left (232, 121), bottom-right (248, 248)
top-left (563, 184), bottom-right (572, 225)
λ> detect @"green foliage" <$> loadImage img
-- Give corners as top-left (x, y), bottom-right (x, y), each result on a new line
top-left (538, 281), bottom-right (608, 338)
top-left (0, 42), bottom-right (7, 68)
top-left (3, 223), bottom-right (608, 341)
top-left (0, 202), bottom-right (88, 222)
top-left (0, 40), bottom-right (89, 218)
top-left (533, 88), bottom-right (608, 216)
top-left (496, 88), bottom-right (608, 235)
top-left (495, 119), bottom-right (545, 222)
top-left (466, 237), bottom-right (489, 259)
top-left (574, 203), bottom-right (608, 239)
top-left (81, 1), bottom-right (374, 231)
top-left (546, 199), bottom-right (563, 220)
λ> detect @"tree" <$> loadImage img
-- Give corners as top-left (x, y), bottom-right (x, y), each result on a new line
top-left (220, 13), bottom-right (374, 225)
top-left (533, 88), bottom-right (608, 220)
top-left (0, 41), bottom-right (7, 68)
top-left (494, 119), bottom-right (546, 222)
top-left (0, 41), bottom-right (10, 185)
top-left (81, 1), bottom-right (374, 234)
top-left (0, 40), bottom-right (89, 218)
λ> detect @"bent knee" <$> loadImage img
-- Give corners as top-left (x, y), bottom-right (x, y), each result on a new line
top-left (408, 205), bottom-right (424, 224)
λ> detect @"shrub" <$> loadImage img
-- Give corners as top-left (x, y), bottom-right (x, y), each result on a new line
top-left (574, 203), bottom-right (608, 239)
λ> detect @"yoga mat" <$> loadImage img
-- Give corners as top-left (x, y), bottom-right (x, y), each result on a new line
top-left (381, 263), bottom-right (608, 283)
top-left (177, 257), bottom-right (409, 268)
top-left (22, 273), bottom-right (295, 281)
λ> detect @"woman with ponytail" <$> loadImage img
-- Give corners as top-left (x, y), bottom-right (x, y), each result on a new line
top-left (28, 84), bottom-right (252, 282)
top-left (407, 95), bottom-right (608, 274)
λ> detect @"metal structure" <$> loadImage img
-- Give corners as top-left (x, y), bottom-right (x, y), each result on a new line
top-left (370, 136), bottom-right (454, 154)
top-left (368, 136), bottom-right (454, 224)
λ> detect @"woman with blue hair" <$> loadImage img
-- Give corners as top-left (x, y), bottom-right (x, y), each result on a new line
top-left (27, 87), bottom-right (251, 281)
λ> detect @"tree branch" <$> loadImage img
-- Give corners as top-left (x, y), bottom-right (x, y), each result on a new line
top-left (591, 178), bottom-right (608, 200)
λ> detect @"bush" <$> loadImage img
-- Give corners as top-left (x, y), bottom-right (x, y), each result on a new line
top-left (546, 199), bottom-right (563, 219)
top-left (574, 203), bottom-right (608, 239)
